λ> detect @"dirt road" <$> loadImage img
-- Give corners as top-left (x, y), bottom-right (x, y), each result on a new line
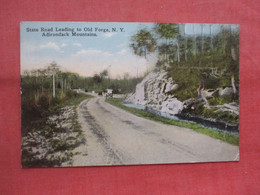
top-left (71, 96), bottom-right (239, 166)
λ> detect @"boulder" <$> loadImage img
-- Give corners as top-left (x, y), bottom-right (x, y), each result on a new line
top-left (161, 98), bottom-right (183, 115)
top-left (164, 77), bottom-right (173, 93)
top-left (170, 84), bottom-right (179, 92)
top-left (219, 87), bottom-right (234, 96)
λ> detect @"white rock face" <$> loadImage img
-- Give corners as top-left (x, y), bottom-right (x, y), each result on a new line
top-left (126, 70), bottom-right (183, 115)
top-left (126, 71), bottom-right (160, 105)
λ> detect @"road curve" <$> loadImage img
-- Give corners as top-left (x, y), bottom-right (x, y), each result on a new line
top-left (71, 96), bottom-right (239, 166)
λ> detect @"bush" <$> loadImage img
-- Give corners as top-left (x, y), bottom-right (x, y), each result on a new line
top-left (65, 90), bottom-right (78, 99)
top-left (37, 93), bottom-right (51, 109)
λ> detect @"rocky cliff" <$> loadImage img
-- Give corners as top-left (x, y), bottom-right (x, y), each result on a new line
top-left (125, 70), bottom-right (239, 129)
top-left (126, 70), bottom-right (183, 115)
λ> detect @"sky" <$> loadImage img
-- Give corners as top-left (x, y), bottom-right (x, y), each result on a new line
top-left (20, 22), bottom-right (239, 78)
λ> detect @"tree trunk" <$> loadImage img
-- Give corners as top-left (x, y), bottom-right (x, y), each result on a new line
top-left (201, 24), bottom-right (204, 51)
top-left (210, 24), bottom-right (213, 50)
top-left (222, 24), bottom-right (226, 55)
top-left (52, 72), bottom-right (55, 98)
top-left (65, 79), bottom-right (67, 90)
top-left (165, 39), bottom-right (169, 65)
top-left (61, 78), bottom-right (64, 92)
top-left (177, 40), bottom-right (180, 62)
top-left (231, 76), bottom-right (237, 94)
top-left (41, 78), bottom-right (43, 93)
top-left (193, 24), bottom-right (197, 55)
top-left (184, 23), bottom-right (187, 61)
top-left (144, 47), bottom-right (148, 73)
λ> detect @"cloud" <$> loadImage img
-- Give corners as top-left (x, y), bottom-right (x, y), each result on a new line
top-left (72, 49), bottom-right (113, 57)
top-left (103, 51), bottom-right (113, 56)
top-left (40, 42), bottom-right (60, 51)
top-left (103, 32), bottom-right (115, 38)
top-left (61, 43), bottom-right (67, 47)
top-left (73, 49), bottom-right (102, 56)
top-left (73, 43), bottom-right (82, 47)
top-left (117, 49), bottom-right (127, 55)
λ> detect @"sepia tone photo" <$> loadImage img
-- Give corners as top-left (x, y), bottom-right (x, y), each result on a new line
top-left (21, 22), bottom-right (239, 167)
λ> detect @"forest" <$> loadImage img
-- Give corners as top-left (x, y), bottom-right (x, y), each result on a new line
top-left (21, 64), bottom-right (142, 132)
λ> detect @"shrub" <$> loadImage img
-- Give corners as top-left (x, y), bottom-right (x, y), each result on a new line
top-left (37, 93), bottom-right (51, 110)
top-left (65, 90), bottom-right (78, 99)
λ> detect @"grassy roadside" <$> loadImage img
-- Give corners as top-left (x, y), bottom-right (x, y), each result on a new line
top-left (21, 92), bottom-right (92, 167)
top-left (106, 98), bottom-right (239, 146)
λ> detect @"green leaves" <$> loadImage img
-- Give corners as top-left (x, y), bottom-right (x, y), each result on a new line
top-left (154, 23), bottom-right (179, 40)
top-left (129, 28), bottom-right (157, 59)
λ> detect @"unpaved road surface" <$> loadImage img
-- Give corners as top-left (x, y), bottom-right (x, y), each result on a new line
top-left (71, 96), bottom-right (239, 166)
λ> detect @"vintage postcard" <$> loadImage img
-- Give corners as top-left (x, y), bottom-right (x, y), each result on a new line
top-left (21, 22), bottom-right (239, 167)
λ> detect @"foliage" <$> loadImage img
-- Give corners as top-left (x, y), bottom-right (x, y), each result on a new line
top-left (165, 48), bottom-right (239, 103)
top-left (154, 23), bottom-right (179, 40)
top-left (21, 65), bottom-right (143, 99)
top-left (129, 28), bottom-right (157, 59)
top-left (21, 90), bottom-right (90, 167)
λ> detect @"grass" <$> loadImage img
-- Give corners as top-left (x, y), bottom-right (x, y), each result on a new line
top-left (49, 93), bottom-right (93, 115)
top-left (163, 50), bottom-right (239, 104)
top-left (106, 98), bottom-right (239, 146)
top-left (190, 103), bottom-right (239, 124)
top-left (21, 91), bottom-right (92, 167)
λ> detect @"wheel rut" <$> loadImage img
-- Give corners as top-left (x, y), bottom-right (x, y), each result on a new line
top-left (79, 99), bottom-right (124, 165)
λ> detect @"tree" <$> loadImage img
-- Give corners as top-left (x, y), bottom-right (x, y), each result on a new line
top-left (130, 28), bottom-right (156, 72)
top-left (157, 43), bottom-right (170, 65)
top-left (130, 28), bottom-right (156, 59)
top-left (37, 68), bottom-right (47, 93)
top-left (47, 61), bottom-right (59, 98)
top-left (154, 23), bottom-right (180, 63)
top-left (201, 24), bottom-right (205, 51)
top-left (183, 23), bottom-right (188, 61)
top-left (210, 24), bottom-right (213, 50)
top-left (227, 25), bottom-right (239, 95)
top-left (100, 70), bottom-right (108, 80)
top-left (221, 24), bottom-right (227, 55)
top-left (193, 24), bottom-right (197, 55)
top-left (57, 71), bottom-right (70, 92)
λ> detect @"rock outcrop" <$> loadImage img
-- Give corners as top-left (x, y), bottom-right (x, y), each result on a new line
top-left (126, 70), bottom-right (183, 115)
top-left (219, 87), bottom-right (234, 96)
top-left (125, 70), bottom-right (239, 119)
